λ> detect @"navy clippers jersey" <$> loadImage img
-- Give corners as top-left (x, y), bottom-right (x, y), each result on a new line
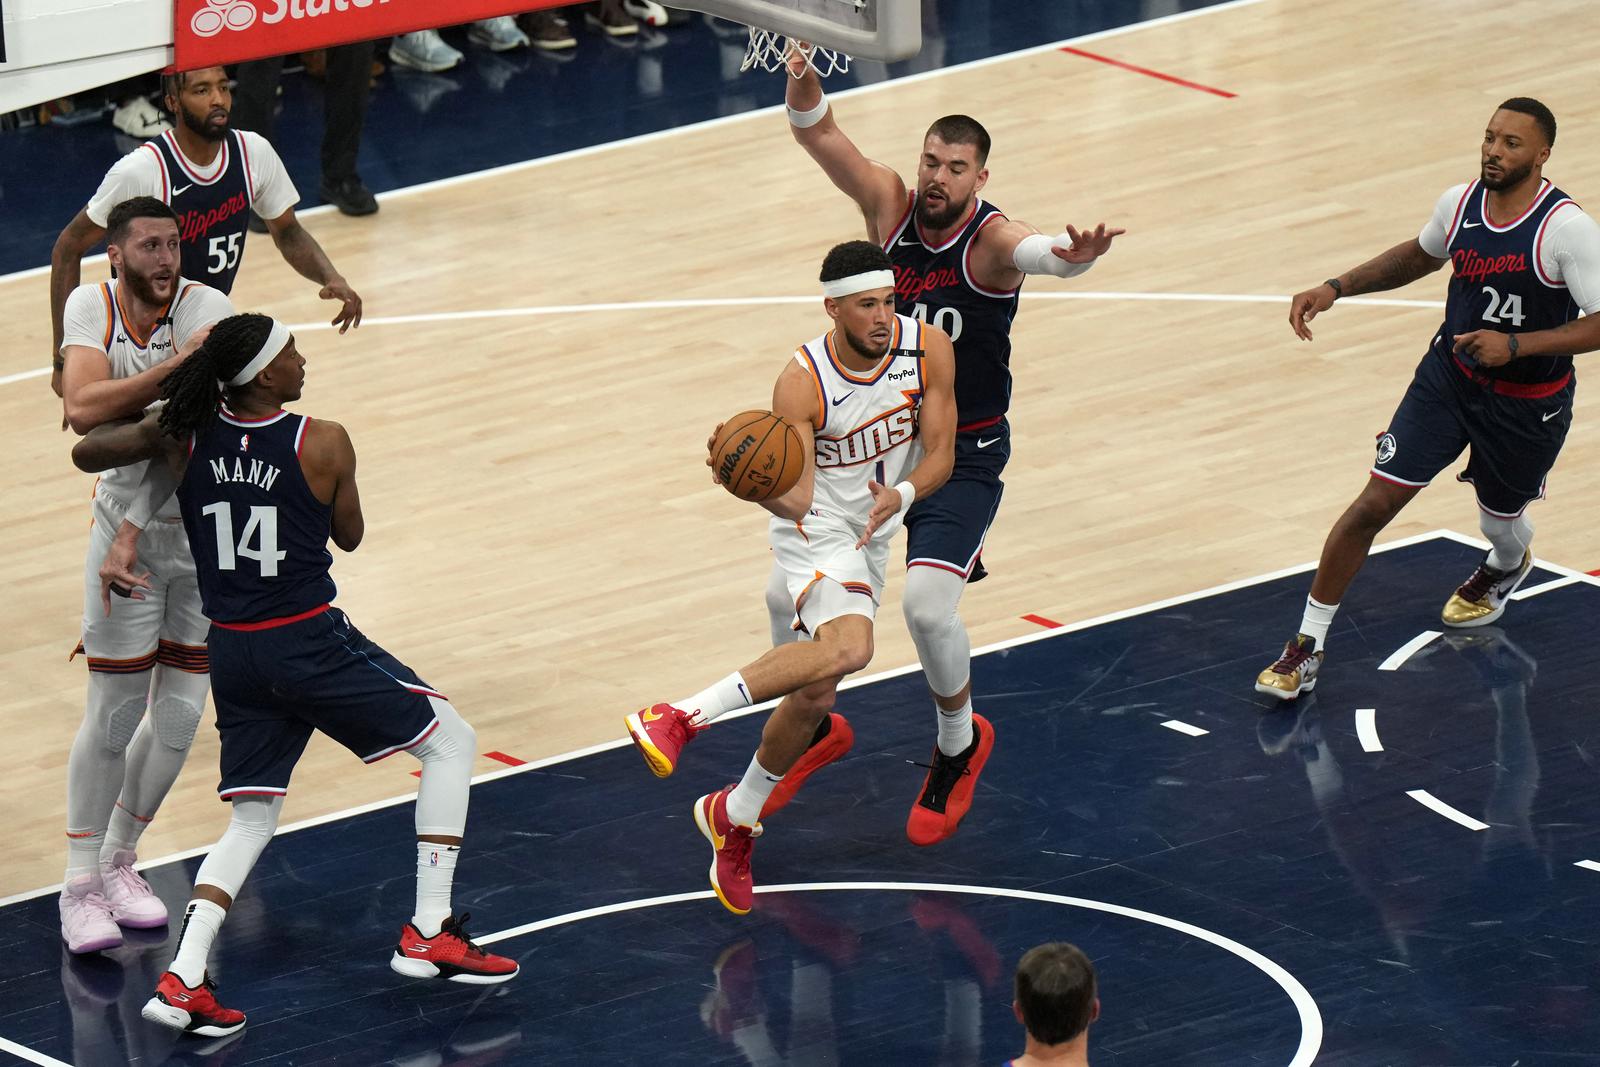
top-left (179, 408), bottom-right (337, 625)
top-left (884, 194), bottom-right (1021, 426)
top-left (150, 129), bottom-right (253, 294)
top-left (1429, 179), bottom-right (1581, 386)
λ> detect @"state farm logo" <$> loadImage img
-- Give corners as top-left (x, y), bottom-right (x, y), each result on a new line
top-left (190, 0), bottom-right (391, 37)
top-left (190, 0), bottom-right (257, 36)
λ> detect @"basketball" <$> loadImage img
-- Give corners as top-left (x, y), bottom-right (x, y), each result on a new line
top-left (711, 410), bottom-right (805, 502)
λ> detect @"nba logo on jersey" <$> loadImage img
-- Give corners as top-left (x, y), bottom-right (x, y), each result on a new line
top-left (429, 851), bottom-right (439, 867)
top-left (239, 434), bottom-right (251, 452)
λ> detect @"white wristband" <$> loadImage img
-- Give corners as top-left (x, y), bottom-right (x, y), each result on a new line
top-left (894, 480), bottom-right (917, 513)
top-left (786, 93), bottom-right (829, 129)
top-left (1012, 231), bottom-right (1092, 279)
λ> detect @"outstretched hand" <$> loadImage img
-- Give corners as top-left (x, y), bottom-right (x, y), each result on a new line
top-left (99, 536), bottom-right (152, 616)
top-left (321, 277), bottom-right (363, 333)
top-left (855, 480), bottom-right (904, 548)
top-left (1052, 223), bottom-right (1125, 264)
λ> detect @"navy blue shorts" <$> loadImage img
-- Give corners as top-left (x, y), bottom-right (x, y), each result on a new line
top-left (905, 419), bottom-right (1009, 577)
top-left (207, 607), bottom-right (443, 800)
top-left (1372, 353), bottom-right (1573, 517)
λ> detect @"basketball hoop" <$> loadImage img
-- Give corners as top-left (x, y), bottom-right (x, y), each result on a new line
top-left (741, 30), bottom-right (851, 78)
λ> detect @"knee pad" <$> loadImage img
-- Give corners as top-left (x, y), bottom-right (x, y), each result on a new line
top-left (902, 565), bottom-right (966, 639)
top-left (89, 672), bottom-right (151, 753)
top-left (194, 795), bottom-right (282, 899)
top-left (149, 667), bottom-right (209, 751)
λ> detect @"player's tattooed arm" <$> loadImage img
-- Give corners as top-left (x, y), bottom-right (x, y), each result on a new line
top-left (1289, 239), bottom-right (1446, 341)
top-left (263, 210), bottom-right (364, 333)
top-left (757, 363), bottom-right (820, 522)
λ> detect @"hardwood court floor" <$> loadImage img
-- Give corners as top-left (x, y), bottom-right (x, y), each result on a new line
top-left (2, 0), bottom-right (1597, 894)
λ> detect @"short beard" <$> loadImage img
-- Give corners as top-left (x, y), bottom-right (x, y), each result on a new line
top-left (181, 105), bottom-right (227, 142)
top-left (120, 264), bottom-right (169, 306)
top-left (841, 325), bottom-right (889, 361)
top-left (1481, 160), bottom-right (1532, 191)
top-left (915, 190), bottom-right (969, 231)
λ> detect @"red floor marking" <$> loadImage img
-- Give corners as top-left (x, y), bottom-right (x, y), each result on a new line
top-left (413, 751), bottom-right (527, 777)
top-left (1022, 613), bottom-right (1063, 629)
top-left (1588, 569), bottom-right (1600, 576)
top-left (1059, 46), bottom-right (1237, 99)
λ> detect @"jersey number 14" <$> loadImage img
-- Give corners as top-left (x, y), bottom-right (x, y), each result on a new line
top-left (202, 502), bottom-right (286, 576)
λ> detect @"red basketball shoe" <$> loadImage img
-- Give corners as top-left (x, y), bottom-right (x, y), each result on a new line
top-left (906, 714), bottom-right (995, 846)
top-left (391, 914), bottom-right (519, 984)
top-left (625, 703), bottom-right (704, 778)
top-left (760, 713), bottom-right (854, 819)
top-left (141, 971), bottom-right (246, 1037)
top-left (694, 786), bottom-right (760, 915)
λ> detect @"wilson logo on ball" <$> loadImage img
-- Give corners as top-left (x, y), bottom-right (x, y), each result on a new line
top-left (718, 434), bottom-right (757, 485)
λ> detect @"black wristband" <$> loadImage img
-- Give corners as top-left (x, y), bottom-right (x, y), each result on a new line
top-left (1508, 334), bottom-right (1519, 359)
top-left (1323, 278), bottom-right (1343, 299)
top-left (51, 355), bottom-right (64, 371)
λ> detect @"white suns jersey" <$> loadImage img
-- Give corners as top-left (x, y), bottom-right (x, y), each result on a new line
top-left (792, 314), bottom-right (926, 530)
top-left (60, 276), bottom-right (234, 521)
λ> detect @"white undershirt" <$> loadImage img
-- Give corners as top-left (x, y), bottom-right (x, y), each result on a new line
top-left (84, 130), bottom-right (299, 228)
top-left (1418, 181), bottom-right (1600, 314)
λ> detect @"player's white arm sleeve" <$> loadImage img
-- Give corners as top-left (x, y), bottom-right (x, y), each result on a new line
top-left (61, 285), bottom-right (110, 354)
top-left (1011, 232), bottom-right (1093, 279)
top-left (175, 286), bottom-right (237, 343)
top-left (1542, 207), bottom-right (1600, 316)
top-left (125, 456), bottom-right (179, 530)
top-left (241, 132), bottom-right (300, 221)
top-left (1418, 183), bottom-right (1470, 259)
top-left (84, 149), bottom-right (162, 228)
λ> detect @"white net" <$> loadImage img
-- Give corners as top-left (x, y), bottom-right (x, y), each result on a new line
top-left (741, 29), bottom-right (852, 78)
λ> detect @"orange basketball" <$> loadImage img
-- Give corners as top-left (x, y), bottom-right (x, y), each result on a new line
top-left (711, 410), bottom-right (805, 502)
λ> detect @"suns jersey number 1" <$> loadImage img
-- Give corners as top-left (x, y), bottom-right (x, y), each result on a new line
top-left (791, 314), bottom-right (926, 526)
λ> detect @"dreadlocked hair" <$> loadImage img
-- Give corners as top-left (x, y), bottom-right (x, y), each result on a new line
top-left (158, 313), bottom-right (275, 439)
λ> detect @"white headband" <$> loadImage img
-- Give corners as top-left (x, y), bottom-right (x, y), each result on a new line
top-left (822, 269), bottom-right (896, 299)
top-left (227, 319), bottom-right (291, 387)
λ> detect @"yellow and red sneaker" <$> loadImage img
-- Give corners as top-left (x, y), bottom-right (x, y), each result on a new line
top-left (694, 786), bottom-right (760, 915)
top-left (390, 913), bottom-right (519, 985)
top-left (140, 971), bottom-right (246, 1037)
top-left (760, 713), bottom-right (854, 819)
top-left (906, 714), bottom-right (995, 847)
top-left (624, 703), bottom-right (704, 778)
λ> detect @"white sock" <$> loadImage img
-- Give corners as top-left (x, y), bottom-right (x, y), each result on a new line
top-left (66, 830), bottom-right (107, 886)
top-left (936, 695), bottom-right (974, 757)
top-left (1481, 511), bottom-right (1533, 572)
top-left (676, 672), bottom-right (753, 724)
top-left (725, 755), bottom-right (781, 828)
top-left (103, 803), bottom-right (153, 858)
top-left (413, 842), bottom-right (459, 937)
top-left (170, 899), bottom-right (227, 986)
top-left (1298, 595), bottom-right (1339, 650)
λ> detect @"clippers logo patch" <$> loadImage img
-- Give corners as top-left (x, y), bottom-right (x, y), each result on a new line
top-left (1375, 432), bottom-right (1397, 464)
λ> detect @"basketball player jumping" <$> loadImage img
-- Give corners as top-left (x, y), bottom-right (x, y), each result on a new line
top-left (56, 197), bottom-right (234, 954)
top-left (76, 313), bottom-right (518, 1036)
top-left (1257, 98), bottom-right (1600, 700)
top-left (761, 51), bottom-right (1123, 843)
top-left (50, 65), bottom-right (362, 397)
top-left (625, 241), bottom-right (957, 914)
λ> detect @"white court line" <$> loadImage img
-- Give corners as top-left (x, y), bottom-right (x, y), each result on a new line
top-left (0, 0), bottom-right (1270, 290)
top-left (1510, 574), bottom-right (1580, 601)
top-left (0, 527), bottom-right (1471, 908)
top-left (0, 1036), bottom-right (72, 1067)
top-left (1406, 789), bottom-right (1489, 832)
top-left (1378, 631), bottom-right (1442, 671)
top-left (475, 880), bottom-right (1323, 1067)
top-left (1161, 719), bottom-right (1210, 737)
top-left (1354, 708), bottom-right (1382, 753)
top-left (1428, 529), bottom-right (1600, 589)
top-left (1576, 860), bottom-right (1600, 874)
top-left (0, 290), bottom-right (1444, 390)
